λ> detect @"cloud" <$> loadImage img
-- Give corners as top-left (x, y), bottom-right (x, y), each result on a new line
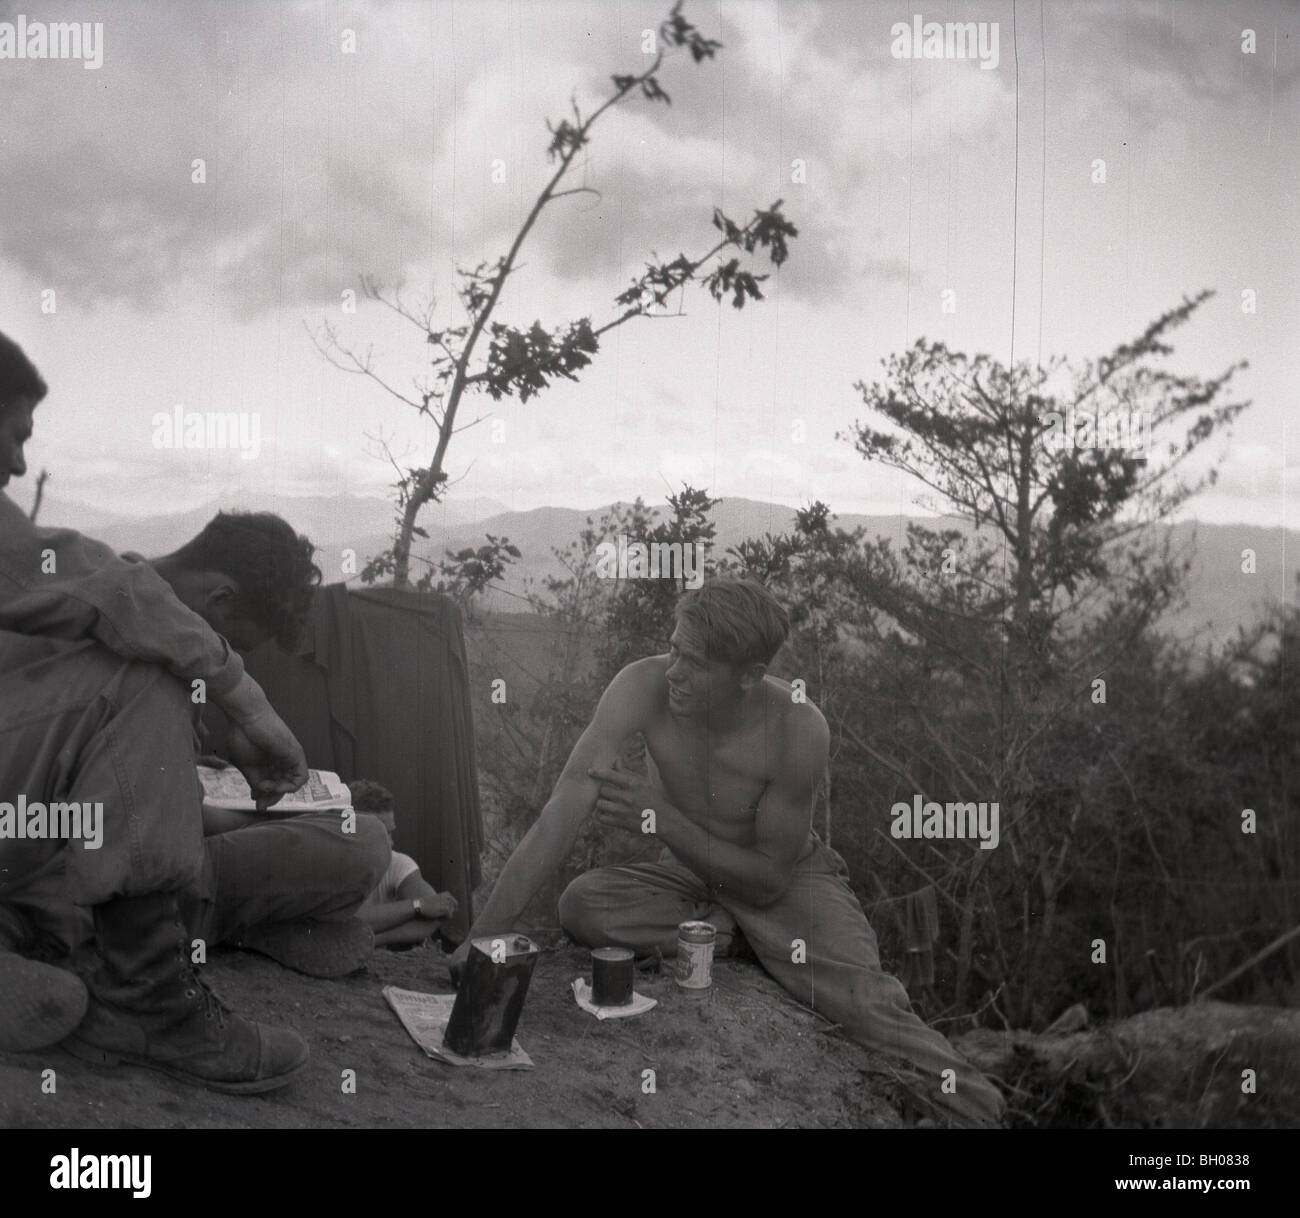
top-left (1208, 442), bottom-right (1300, 502)
top-left (5, 0), bottom-right (1295, 322)
top-left (0, 0), bottom-right (450, 313)
top-left (0, 0), bottom-right (1019, 316)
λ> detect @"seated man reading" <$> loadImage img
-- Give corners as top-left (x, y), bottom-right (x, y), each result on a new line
top-left (17, 503), bottom-right (392, 983)
top-left (143, 512), bottom-right (391, 978)
top-left (454, 577), bottom-right (1005, 1127)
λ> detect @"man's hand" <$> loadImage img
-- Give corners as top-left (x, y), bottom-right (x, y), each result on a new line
top-left (588, 754), bottom-right (675, 836)
top-left (419, 892), bottom-right (459, 921)
top-left (223, 707), bottom-right (308, 812)
top-left (400, 877), bottom-right (459, 922)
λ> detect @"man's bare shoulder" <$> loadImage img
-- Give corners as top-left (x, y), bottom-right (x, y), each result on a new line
top-left (608, 655), bottom-right (670, 701)
top-left (564, 657), bottom-right (665, 764)
top-left (762, 673), bottom-right (829, 725)
top-left (600, 655), bottom-right (669, 714)
top-left (761, 676), bottom-right (830, 767)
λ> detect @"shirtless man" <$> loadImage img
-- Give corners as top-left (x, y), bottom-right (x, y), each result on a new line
top-left (454, 577), bottom-right (1004, 1127)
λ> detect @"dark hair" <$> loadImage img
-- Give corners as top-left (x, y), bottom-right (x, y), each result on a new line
top-left (0, 331), bottom-right (48, 412)
top-left (674, 577), bottom-right (790, 668)
top-left (348, 778), bottom-right (395, 813)
top-left (171, 511), bottom-right (321, 650)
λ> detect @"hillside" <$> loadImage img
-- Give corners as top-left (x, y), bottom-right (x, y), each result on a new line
top-left (0, 942), bottom-right (907, 1130)
top-left (25, 490), bottom-right (1297, 649)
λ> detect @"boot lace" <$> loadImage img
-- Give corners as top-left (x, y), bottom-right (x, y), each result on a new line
top-left (181, 964), bottom-right (232, 1031)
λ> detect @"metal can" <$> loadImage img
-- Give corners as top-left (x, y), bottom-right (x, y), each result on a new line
top-left (675, 920), bottom-right (716, 993)
top-left (591, 947), bottom-right (635, 1006)
top-left (443, 933), bottom-right (540, 1056)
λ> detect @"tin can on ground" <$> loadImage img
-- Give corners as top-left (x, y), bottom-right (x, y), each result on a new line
top-left (591, 947), bottom-right (635, 1006)
top-left (443, 933), bottom-right (540, 1056)
top-left (675, 920), bottom-right (716, 993)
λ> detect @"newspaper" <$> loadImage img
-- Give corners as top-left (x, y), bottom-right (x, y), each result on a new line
top-left (382, 986), bottom-right (533, 1070)
top-left (197, 765), bottom-right (352, 814)
top-left (571, 978), bottom-right (657, 1020)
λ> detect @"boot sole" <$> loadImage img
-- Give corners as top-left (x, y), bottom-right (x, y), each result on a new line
top-left (62, 1036), bottom-right (309, 1095)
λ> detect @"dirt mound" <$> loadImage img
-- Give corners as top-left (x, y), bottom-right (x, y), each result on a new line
top-left (2, 943), bottom-right (905, 1129)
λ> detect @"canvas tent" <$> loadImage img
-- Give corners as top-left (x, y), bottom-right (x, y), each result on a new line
top-left (236, 583), bottom-right (482, 941)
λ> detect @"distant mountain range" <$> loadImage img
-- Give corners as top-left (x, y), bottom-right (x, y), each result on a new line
top-left (23, 489), bottom-right (1297, 649)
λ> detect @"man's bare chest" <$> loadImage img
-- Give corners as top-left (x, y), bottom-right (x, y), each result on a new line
top-left (642, 717), bottom-right (770, 827)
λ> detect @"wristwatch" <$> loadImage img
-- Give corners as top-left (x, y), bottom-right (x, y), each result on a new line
top-left (412, 898), bottom-right (423, 916)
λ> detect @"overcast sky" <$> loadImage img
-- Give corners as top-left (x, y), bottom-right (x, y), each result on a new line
top-left (2, 0), bottom-right (1296, 529)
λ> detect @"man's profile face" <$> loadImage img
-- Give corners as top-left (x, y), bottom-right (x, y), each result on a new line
top-left (665, 621), bottom-right (747, 716)
top-left (185, 577), bottom-right (272, 654)
top-left (211, 610), bottom-right (273, 655)
top-left (0, 398), bottom-right (36, 490)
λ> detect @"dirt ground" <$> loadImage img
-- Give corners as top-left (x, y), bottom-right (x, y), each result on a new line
top-left (1, 942), bottom-right (911, 1129)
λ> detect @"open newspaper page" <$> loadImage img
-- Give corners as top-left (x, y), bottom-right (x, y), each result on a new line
top-left (382, 987), bottom-right (533, 1070)
top-left (197, 765), bottom-right (352, 814)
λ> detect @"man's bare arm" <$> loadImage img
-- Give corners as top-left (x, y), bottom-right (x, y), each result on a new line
top-left (395, 872), bottom-right (458, 919)
top-left (462, 660), bottom-right (655, 942)
top-left (358, 899), bottom-right (425, 934)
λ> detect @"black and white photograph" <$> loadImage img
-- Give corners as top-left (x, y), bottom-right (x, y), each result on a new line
top-left (0, 0), bottom-right (1295, 1185)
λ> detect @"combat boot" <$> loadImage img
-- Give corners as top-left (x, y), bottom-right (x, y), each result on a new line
top-left (63, 891), bottom-right (308, 1095)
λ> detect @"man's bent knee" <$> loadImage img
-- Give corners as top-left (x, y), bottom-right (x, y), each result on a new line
top-left (349, 813), bottom-right (392, 895)
top-left (557, 872), bottom-right (608, 946)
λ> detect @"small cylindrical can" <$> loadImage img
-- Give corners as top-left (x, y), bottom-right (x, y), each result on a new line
top-left (675, 921), bottom-right (716, 993)
top-left (591, 947), bottom-right (635, 1006)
